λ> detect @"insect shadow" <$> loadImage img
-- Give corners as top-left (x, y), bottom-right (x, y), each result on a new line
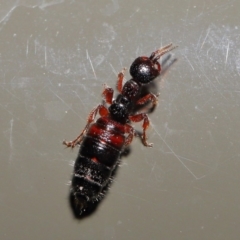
top-left (69, 52), bottom-right (177, 220)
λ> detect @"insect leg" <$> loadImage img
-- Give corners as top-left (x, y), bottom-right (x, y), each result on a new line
top-left (124, 124), bottom-right (136, 146)
top-left (136, 93), bottom-right (159, 109)
top-left (116, 68), bottom-right (126, 93)
top-left (102, 85), bottom-right (114, 104)
top-left (129, 113), bottom-right (153, 147)
top-left (63, 104), bottom-right (109, 148)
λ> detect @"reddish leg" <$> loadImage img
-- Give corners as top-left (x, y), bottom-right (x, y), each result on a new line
top-left (63, 104), bottom-right (109, 148)
top-left (124, 124), bottom-right (136, 146)
top-left (136, 93), bottom-right (159, 109)
top-left (129, 113), bottom-right (153, 147)
top-left (116, 68), bottom-right (126, 93)
top-left (102, 84), bottom-right (114, 104)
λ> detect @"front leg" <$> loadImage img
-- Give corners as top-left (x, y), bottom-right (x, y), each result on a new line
top-left (63, 104), bottom-right (109, 148)
top-left (116, 68), bottom-right (126, 93)
top-left (129, 113), bottom-right (153, 147)
top-left (136, 93), bottom-right (159, 109)
top-left (102, 85), bottom-right (114, 104)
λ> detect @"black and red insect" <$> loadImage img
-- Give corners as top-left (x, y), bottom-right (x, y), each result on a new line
top-left (64, 43), bottom-right (177, 215)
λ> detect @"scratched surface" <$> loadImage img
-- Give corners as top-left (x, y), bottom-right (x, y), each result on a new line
top-left (1, 0), bottom-right (240, 239)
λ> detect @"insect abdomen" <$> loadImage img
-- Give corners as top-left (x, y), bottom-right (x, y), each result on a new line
top-left (71, 117), bottom-right (126, 208)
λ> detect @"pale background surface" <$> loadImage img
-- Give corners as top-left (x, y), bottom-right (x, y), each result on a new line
top-left (1, 1), bottom-right (240, 239)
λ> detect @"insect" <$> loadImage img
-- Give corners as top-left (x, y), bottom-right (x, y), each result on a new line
top-left (64, 43), bottom-right (177, 215)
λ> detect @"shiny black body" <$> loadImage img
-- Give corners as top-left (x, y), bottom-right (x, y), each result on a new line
top-left (64, 44), bottom-right (176, 216)
top-left (71, 117), bottom-right (125, 213)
